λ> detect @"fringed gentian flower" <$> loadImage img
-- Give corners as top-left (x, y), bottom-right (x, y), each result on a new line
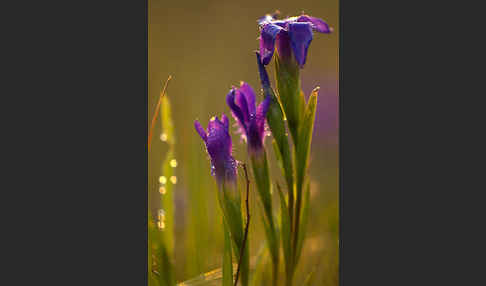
top-left (258, 13), bottom-right (332, 67)
top-left (228, 80), bottom-right (279, 284)
top-left (195, 115), bottom-right (249, 286)
top-left (194, 114), bottom-right (237, 185)
top-left (226, 82), bottom-right (270, 155)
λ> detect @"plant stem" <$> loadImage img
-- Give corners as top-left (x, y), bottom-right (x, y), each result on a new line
top-left (234, 163), bottom-right (250, 286)
top-left (148, 75), bottom-right (171, 151)
top-left (272, 260), bottom-right (279, 286)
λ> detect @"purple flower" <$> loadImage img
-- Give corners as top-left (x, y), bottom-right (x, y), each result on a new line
top-left (195, 114), bottom-right (237, 184)
top-left (258, 13), bottom-right (332, 68)
top-left (226, 82), bottom-right (270, 154)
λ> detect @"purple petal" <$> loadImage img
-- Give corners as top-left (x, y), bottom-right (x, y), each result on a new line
top-left (197, 116), bottom-right (237, 183)
top-left (256, 52), bottom-right (271, 91)
top-left (272, 20), bottom-right (287, 28)
top-left (207, 116), bottom-right (232, 157)
top-left (288, 22), bottom-right (313, 68)
top-left (221, 114), bottom-right (229, 130)
top-left (194, 120), bottom-right (207, 142)
top-left (260, 23), bottom-right (284, 65)
top-left (226, 88), bottom-right (247, 132)
top-left (297, 15), bottom-right (331, 33)
top-left (235, 88), bottom-right (250, 122)
top-left (256, 96), bottom-right (271, 134)
top-left (275, 30), bottom-right (292, 62)
top-left (238, 82), bottom-right (256, 115)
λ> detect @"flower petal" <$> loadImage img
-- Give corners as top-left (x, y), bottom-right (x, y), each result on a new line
top-left (297, 15), bottom-right (332, 33)
top-left (256, 96), bottom-right (270, 134)
top-left (288, 22), bottom-right (313, 68)
top-left (238, 82), bottom-right (256, 115)
top-left (260, 23), bottom-right (284, 65)
top-left (256, 52), bottom-right (271, 91)
top-left (221, 114), bottom-right (229, 130)
top-left (207, 116), bottom-right (232, 158)
top-left (226, 88), bottom-right (247, 132)
top-left (235, 88), bottom-right (250, 123)
top-left (194, 120), bottom-right (207, 142)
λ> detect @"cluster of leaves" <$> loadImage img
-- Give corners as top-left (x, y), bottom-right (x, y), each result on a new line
top-left (265, 54), bottom-right (319, 285)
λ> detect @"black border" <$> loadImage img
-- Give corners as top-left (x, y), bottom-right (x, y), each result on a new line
top-left (7, 0), bottom-right (469, 284)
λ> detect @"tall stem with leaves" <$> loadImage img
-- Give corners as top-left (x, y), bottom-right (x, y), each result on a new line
top-left (257, 50), bottom-right (319, 285)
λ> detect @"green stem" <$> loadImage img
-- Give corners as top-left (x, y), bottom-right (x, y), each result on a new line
top-left (272, 259), bottom-right (279, 286)
top-left (249, 151), bottom-right (279, 285)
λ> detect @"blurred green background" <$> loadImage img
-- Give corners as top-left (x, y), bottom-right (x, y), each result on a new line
top-left (149, 0), bottom-right (338, 285)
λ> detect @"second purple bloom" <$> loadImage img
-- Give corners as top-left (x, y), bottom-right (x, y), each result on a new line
top-left (226, 82), bottom-right (270, 154)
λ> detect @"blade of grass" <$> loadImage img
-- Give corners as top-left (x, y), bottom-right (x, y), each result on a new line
top-left (223, 223), bottom-right (233, 286)
top-left (160, 94), bottom-right (176, 255)
top-left (293, 87), bottom-right (319, 266)
top-left (276, 183), bottom-right (292, 285)
top-left (148, 75), bottom-right (172, 151)
top-left (176, 265), bottom-right (237, 286)
top-left (234, 163), bottom-right (250, 286)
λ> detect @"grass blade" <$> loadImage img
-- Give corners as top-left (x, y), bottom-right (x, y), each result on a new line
top-left (223, 223), bottom-right (233, 286)
top-left (160, 94), bottom-right (176, 255)
top-left (293, 87), bottom-right (319, 264)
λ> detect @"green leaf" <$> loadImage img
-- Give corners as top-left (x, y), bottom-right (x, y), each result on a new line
top-left (148, 211), bottom-right (175, 286)
top-left (250, 242), bottom-right (270, 286)
top-left (259, 198), bottom-right (279, 266)
top-left (223, 223), bottom-right (233, 286)
top-left (159, 94), bottom-right (176, 255)
top-left (295, 182), bottom-right (311, 266)
top-left (265, 88), bottom-right (294, 203)
top-left (250, 151), bottom-right (279, 267)
top-left (274, 53), bottom-right (304, 142)
top-left (250, 151), bottom-right (272, 229)
top-left (276, 184), bottom-right (292, 278)
top-left (161, 95), bottom-right (175, 145)
top-left (295, 88), bottom-right (318, 196)
top-left (293, 88), bottom-right (318, 270)
top-left (218, 183), bottom-right (249, 286)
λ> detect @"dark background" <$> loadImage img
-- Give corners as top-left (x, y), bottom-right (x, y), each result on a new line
top-left (2, 0), bottom-right (477, 285)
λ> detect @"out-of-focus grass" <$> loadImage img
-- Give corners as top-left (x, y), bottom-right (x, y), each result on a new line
top-left (149, 0), bottom-right (339, 284)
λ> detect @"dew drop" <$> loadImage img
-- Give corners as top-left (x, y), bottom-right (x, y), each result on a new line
top-left (157, 209), bottom-right (166, 230)
top-left (158, 209), bottom-right (166, 221)
top-left (159, 176), bottom-right (167, 184)
top-left (159, 186), bottom-right (166, 195)
top-left (170, 159), bottom-right (177, 168)
top-left (157, 221), bottom-right (166, 230)
top-left (160, 133), bottom-right (168, 142)
top-left (170, 176), bottom-right (177, 184)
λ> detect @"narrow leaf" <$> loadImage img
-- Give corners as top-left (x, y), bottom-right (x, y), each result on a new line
top-left (223, 223), bottom-right (233, 286)
top-left (296, 87), bottom-right (318, 195)
top-left (276, 184), bottom-right (292, 277)
top-left (295, 182), bottom-right (311, 266)
top-left (160, 94), bottom-right (176, 256)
